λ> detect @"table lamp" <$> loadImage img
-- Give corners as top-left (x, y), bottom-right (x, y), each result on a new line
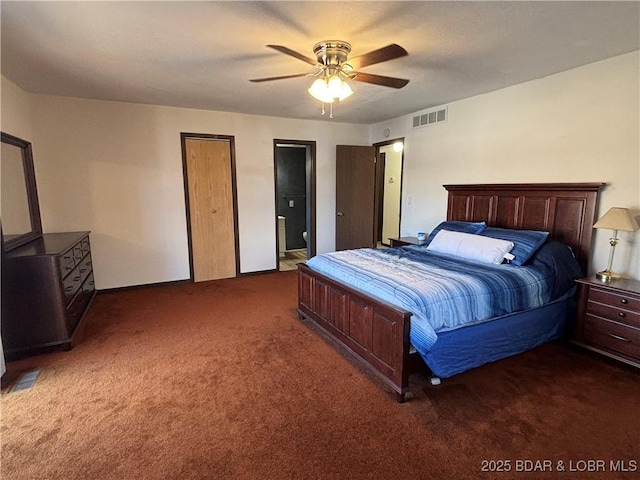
top-left (592, 207), bottom-right (639, 281)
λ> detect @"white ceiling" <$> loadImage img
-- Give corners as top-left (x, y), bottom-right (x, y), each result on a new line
top-left (2, 1), bottom-right (639, 125)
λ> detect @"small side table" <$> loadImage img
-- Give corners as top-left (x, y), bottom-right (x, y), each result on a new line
top-left (389, 237), bottom-right (426, 248)
top-left (573, 276), bottom-right (640, 369)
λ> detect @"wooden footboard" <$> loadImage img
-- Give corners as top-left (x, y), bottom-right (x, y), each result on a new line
top-left (297, 263), bottom-right (412, 402)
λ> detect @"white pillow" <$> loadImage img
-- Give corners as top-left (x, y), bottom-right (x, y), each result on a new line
top-left (426, 230), bottom-right (514, 265)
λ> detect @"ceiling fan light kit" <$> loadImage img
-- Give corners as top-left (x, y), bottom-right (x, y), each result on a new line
top-left (308, 76), bottom-right (353, 103)
top-left (308, 76), bottom-right (353, 118)
top-left (250, 40), bottom-right (410, 118)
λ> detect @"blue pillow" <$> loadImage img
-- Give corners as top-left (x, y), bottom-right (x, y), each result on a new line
top-left (480, 227), bottom-right (549, 266)
top-left (424, 221), bottom-right (487, 245)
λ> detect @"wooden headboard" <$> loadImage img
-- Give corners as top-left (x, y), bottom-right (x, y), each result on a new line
top-left (444, 183), bottom-right (605, 274)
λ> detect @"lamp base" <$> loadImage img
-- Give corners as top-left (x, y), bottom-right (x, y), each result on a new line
top-left (595, 269), bottom-right (620, 282)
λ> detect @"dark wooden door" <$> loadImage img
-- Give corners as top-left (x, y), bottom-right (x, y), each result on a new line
top-left (335, 145), bottom-right (376, 250)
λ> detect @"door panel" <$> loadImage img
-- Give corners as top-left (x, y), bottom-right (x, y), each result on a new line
top-left (335, 145), bottom-right (376, 251)
top-left (185, 138), bottom-right (236, 281)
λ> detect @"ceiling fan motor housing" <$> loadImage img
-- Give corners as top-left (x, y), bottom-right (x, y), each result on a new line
top-left (313, 41), bottom-right (352, 67)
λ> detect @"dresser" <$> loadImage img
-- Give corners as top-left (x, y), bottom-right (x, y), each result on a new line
top-left (1, 232), bottom-right (96, 360)
top-left (573, 276), bottom-right (640, 368)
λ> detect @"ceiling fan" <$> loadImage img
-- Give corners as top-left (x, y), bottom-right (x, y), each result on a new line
top-left (250, 41), bottom-right (409, 116)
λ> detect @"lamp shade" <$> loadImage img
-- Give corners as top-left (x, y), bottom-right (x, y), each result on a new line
top-left (593, 207), bottom-right (639, 232)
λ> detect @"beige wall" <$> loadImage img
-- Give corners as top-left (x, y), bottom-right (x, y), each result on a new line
top-left (0, 77), bottom-right (34, 140)
top-left (1, 80), bottom-right (369, 288)
top-left (371, 52), bottom-right (640, 280)
top-left (2, 51), bottom-right (638, 287)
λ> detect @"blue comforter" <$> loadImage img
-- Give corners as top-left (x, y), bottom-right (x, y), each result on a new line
top-left (305, 242), bottom-right (581, 361)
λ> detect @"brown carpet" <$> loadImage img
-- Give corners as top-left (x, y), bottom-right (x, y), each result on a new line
top-left (2, 271), bottom-right (638, 480)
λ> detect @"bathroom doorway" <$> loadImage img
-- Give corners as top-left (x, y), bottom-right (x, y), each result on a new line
top-left (273, 140), bottom-right (316, 271)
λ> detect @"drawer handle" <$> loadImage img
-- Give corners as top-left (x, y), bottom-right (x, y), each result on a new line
top-left (74, 276), bottom-right (81, 281)
top-left (80, 269), bottom-right (87, 273)
top-left (618, 312), bottom-right (626, 318)
top-left (65, 286), bottom-right (74, 292)
top-left (608, 333), bottom-right (631, 342)
top-left (621, 298), bottom-right (629, 304)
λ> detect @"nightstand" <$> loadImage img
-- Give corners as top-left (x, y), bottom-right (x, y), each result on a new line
top-left (389, 237), bottom-right (426, 248)
top-left (573, 276), bottom-right (640, 368)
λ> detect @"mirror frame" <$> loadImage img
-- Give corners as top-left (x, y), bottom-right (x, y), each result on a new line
top-left (1, 132), bottom-right (43, 252)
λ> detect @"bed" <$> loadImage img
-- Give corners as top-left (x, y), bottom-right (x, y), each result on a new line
top-left (297, 183), bottom-right (604, 401)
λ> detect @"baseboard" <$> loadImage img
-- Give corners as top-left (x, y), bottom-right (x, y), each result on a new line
top-left (97, 279), bottom-right (191, 294)
top-left (240, 268), bottom-right (278, 276)
top-left (98, 270), bottom-right (291, 294)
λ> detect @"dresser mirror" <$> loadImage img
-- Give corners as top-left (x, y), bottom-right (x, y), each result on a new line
top-left (1, 132), bottom-right (42, 252)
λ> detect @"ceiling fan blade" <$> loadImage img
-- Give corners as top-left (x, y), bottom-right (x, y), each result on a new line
top-left (267, 45), bottom-right (318, 66)
top-left (351, 72), bottom-right (409, 89)
top-left (348, 44), bottom-right (408, 70)
top-left (250, 73), bottom-right (310, 83)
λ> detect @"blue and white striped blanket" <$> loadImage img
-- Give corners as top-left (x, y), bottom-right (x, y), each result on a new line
top-left (305, 246), bottom-right (553, 359)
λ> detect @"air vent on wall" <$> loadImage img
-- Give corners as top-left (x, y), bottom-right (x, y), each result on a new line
top-left (412, 107), bottom-right (447, 128)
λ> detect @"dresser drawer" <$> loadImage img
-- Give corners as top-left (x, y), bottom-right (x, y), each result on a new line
top-left (66, 273), bottom-right (94, 332)
top-left (59, 238), bottom-right (89, 278)
top-left (63, 269), bottom-right (84, 305)
top-left (587, 300), bottom-right (640, 328)
top-left (77, 254), bottom-right (93, 281)
top-left (60, 251), bottom-right (76, 276)
top-left (81, 271), bottom-right (95, 295)
top-left (73, 242), bottom-right (85, 263)
top-left (81, 237), bottom-right (91, 256)
top-left (62, 253), bottom-right (93, 299)
top-left (583, 315), bottom-right (640, 360)
top-left (590, 288), bottom-right (640, 313)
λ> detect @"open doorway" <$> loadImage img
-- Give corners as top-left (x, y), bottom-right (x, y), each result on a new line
top-left (374, 139), bottom-right (404, 247)
top-left (274, 140), bottom-right (316, 271)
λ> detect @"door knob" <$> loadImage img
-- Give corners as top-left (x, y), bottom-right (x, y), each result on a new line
top-left (337, 212), bottom-right (344, 216)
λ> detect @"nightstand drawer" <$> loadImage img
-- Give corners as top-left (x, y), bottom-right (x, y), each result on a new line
top-left (583, 315), bottom-right (640, 360)
top-left (589, 288), bottom-right (640, 313)
top-left (587, 301), bottom-right (640, 328)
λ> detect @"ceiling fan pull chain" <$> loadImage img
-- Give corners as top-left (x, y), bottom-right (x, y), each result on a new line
top-left (330, 101), bottom-right (334, 119)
